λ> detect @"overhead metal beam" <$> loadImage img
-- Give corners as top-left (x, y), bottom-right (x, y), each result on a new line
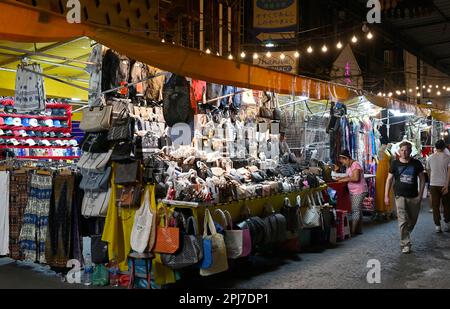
top-left (44, 53), bottom-right (91, 72)
top-left (399, 20), bottom-right (449, 31)
top-left (423, 39), bottom-right (450, 47)
top-left (0, 67), bottom-right (89, 83)
top-left (0, 37), bottom-right (87, 67)
top-left (334, 0), bottom-right (450, 76)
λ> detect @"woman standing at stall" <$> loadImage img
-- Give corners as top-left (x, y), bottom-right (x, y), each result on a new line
top-left (337, 150), bottom-right (369, 235)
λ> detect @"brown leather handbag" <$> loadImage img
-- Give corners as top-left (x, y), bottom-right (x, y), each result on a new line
top-left (117, 185), bottom-right (142, 207)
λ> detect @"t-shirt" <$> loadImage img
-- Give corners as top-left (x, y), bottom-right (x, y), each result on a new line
top-left (389, 158), bottom-right (424, 198)
top-left (346, 161), bottom-right (368, 195)
top-left (426, 152), bottom-right (450, 187)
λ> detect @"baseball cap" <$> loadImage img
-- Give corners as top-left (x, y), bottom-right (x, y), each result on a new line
top-left (0, 129), bottom-right (4, 136)
top-left (42, 132), bottom-right (50, 138)
top-left (49, 131), bottom-right (56, 138)
top-left (18, 130), bottom-right (28, 137)
top-left (0, 138), bottom-right (5, 145)
top-left (5, 130), bottom-right (13, 136)
top-left (45, 119), bottom-right (54, 127)
top-left (53, 120), bottom-right (61, 128)
top-left (40, 140), bottom-right (51, 146)
top-left (5, 117), bottom-right (13, 126)
top-left (60, 121), bottom-right (68, 128)
top-left (38, 120), bottom-right (46, 127)
top-left (27, 131), bottom-right (36, 137)
top-left (69, 139), bottom-right (78, 147)
top-left (25, 139), bottom-right (36, 146)
top-left (35, 131), bottom-right (43, 137)
top-left (29, 119), bottom-right (39, 127)
top-left (0, 117), bottom-right (4, 125)
top-left (9, 138), bottom-right (19, 146)
top-left (13, 131), bottom-right (20, 137)
top-left (4, 106), bottom-right (15, 113)
top-left (12, 118), bottom-right (22, 126)
top-left (21, 118), bottom-right (30, 127)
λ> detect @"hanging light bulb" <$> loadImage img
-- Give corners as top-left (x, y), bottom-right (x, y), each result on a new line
top-left (409, 89), bottom-right (413, 92)
top-left (416, 92), bottom-right (421, 97)
top-left (216, 52), bottom-right (220, 56)
top-left (437, 91), bottom-right (441, 96)
top-left (447, 87), bottom-right (450, 91)
top-left (321, 44), bottom-right (328, 53)
top-left (294, 51), bottom-right (300, 58)
top-left (388, 92), bottom-right (393, 97)
top-left (436, 85), bottom-right (439, 88)
top-left (280, 53), bottom-right (286, 60)
top-left (396, 90), bottom-right (401, 95)
top-left (351, 35), bottom-right (358, 43)
top-left (266, 51), bottom-right (272, 58)
top-left (228, 54), bottom-right (233, 60)
top-left (253, 53), bottom-right (259, 59)
top-left (307, 46), bottom-right (313, 53)
top-left (402, 90), bottom-right (406, 94)
top-left (423, 85), bottom-right (426, 89)
top-left (429, 85), bottom-right (433, 88)
top-left (382, 93), bottom-right (386, 97)
top-left (416, 86), bottom-right (419, 90)
top-left (240, 51), bottom-right (246, 58)
top-left (367, 32), bottom-right (373, 40)
top-left (205, 48), bottom-right (211, 54)
top-left (377, 92), bottom-right (382, 96)
top-left (161, 38), bottom-right (165, 43)
top-left (427, 88), bottom-right (431, 93)
top-left (336, 41), bottom-right (343, 49)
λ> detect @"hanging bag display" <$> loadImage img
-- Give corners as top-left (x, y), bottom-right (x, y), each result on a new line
top-left (79, 167), bottom-right (112, 192)
top-left (161, 216), bottom-right (204, 270)
top-left (111, 140), bottom-right (136, 162)
top-left (91, 220), bottom-right (109, 264)
top-left (81, 132), bottom-right (111, 153)
top-left (80, 104), bottom-right (112, 132)
top-left (163, 74), bottom-right (193, 127)
top-left (301, 193), bottom-right (322, 228)
top-left (115, 161), bottom-right (141, 185)
top-left (82, 189), bottom-right (111, 217)
top-left (116, 185), bottom-right (142, 207)
top-left (77, 150), bottom-right (113, 172)
top-left (199, 209), bottom-right (228, 276)
top-left (153, 208), bottom-right (180, 254)
top-left (215, 209), bottom-right (250, 259)
top-left (130, 186), bottom-right (154, 253)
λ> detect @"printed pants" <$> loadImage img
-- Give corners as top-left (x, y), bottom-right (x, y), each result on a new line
top-left (350, 192), bottom-right (367, 235)
top-left (9, 171), bottom-right (29, 259)
top-left (0, 171), bottom-right (10, 256)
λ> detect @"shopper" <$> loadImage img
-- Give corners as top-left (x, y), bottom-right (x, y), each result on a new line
top-left (384, 141), bottom-right (425, 254)
top-left (337, 149), bottom-right (368, 235)
top-left (426, 140), bottom-right (450, 233)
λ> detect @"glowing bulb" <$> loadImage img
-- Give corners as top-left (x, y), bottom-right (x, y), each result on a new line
top-left (351, 35), bottom-right (358, 43)
top-left (416, 86), bottom-right (419, 90)
top-left (396, 90), bottom-right (401, 95)
top-left (266, 51), bottom-right (272, 58)
top-left (388, 92), bottom-right (393, 97)
top-left (240, 51), bottom-right (246, 58)
top-left (416, 92), bottom-right (421, 97)
top-left (377, 92), bottom-right (382, 96)
top-left (294, 51), bottom-right (300, 58)
top-left (436, 85), bottom-right (439, 88)
top-left (402, 90), bottom-right (406, 94)
top-left (280, 53), bottom-right (285, 60)
top-left (423, 85), bottom-right (426, 89)
top-left (437, 91), bottom-right (441, 96)
top-left (307, 46), bottom-right (313, 53)
top-left (205, 48), bottom-right (211, 54)
top-left (216, 52), bottom-right (220, 56)
top-left (321, 45), bottom-right (328, 53)
top-left (447, 87), bottom-right (450, 91)
top-left (429, 85), bottom-right (432, 88)
top-left (337, 41), bottom-right (343, 49)
top-left (427, 88), bottom-right (431, 93)
top-left (161, 38), bottom-right (165, 43)
top-left (253, 53), bottom-right (258, 59)
top-left (367, 32), bottom-right (373, 40)
top-left (228, 54), bottom-right (233, 60)
top-left (409, 89), bottom-right (413, 92)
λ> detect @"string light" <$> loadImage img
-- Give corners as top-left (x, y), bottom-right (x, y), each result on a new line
top-left (377, 92), bottom-right (382, 96)
top-left (351, 35), bottom-right (358, 43)
top-left (307, 46), bottom-right (313, 53)
top-left (240, 51), bottom-right (246, 58)
top-left (417, 92), bottom-right (421, 97)
top-left (280, 53), bottom-right (286, 60)
top-left (436, 85), bottom-right (439, 88)
top-left (427, 88), bottom-right (431, 93)
top-left (216, 52), bottom-right (220, 56)
top-left (228, 54), bottom-right (233, 60)
top-left (396, 90), bottom-right (401, 95)
top-left (437, 91), bottom-right (441, 96)
top-left (205, 48), bottom-right (211, 54)
top-left (161, 38), bottom-right (165, 43)
top-left (416, 86), bottom-right (419, 90)
top-left (423, 85), bottom-right (426, 89)
top-left (321, 44), bottom-right (328, 53)
top-left (266, 51), bottom-right (272, 58)
top-left (367, 32), bottom-right (373, 40)
top-left (388, 92), bottom-right (393, 97)
top-left (294, 51), bottom-right (300, 58)
top-left (402, 90), bottom-right (406, 94)
top-left (409, 89), bottom-right (413, 92)
top-left (253, 53), bottom-right (259, 59)
top-left (337, 41), bottom-right (343, 49)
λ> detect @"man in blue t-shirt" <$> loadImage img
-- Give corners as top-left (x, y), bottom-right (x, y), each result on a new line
top-left (385, 141), bottom-right (425, 254)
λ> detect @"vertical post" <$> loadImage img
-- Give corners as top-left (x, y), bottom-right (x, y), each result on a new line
top-left (228, 6), bottom-right (232, 54)
top-left (200, 0), bottom-right (204, 51)
top-left (219, 3), bottom-right (223, 55)
top-left (386, 109), bottom-right (390, 140)
top-left (417, 57), bottom-right (421, 104)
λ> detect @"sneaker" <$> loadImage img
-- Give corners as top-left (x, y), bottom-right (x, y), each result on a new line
top-left (435, 225), bottom-right (442, 233)
top-left (443, 223), bottom-right (450, 233)
top-left (402, 246), bottom-right (411, 254)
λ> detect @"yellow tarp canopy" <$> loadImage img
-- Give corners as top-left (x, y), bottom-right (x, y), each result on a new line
top-left (0, 0), bottom-right (448, 123)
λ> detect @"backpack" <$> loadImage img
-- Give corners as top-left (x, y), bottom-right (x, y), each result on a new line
top-left (162, 74), bottom-right (193, 127)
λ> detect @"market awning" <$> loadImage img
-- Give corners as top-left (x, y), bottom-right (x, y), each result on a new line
top-left (0, 0), bottom-right (449, 123)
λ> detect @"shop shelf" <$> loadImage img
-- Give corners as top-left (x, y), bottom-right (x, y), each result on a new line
top-left (0, 125), bottom-right (71, 132)
top-left (0, 136), bottom-right (73, 140)
top-left (14, 156), bottom-right (80, 160)
top-left (0, 113), bottom-right (69, 120)
top-left (0, 145), bottom-right (75, 149)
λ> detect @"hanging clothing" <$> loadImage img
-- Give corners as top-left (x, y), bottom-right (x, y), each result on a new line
top-left (19, 173), bottom-right (53, 263)
top-left (45, 174), bottom-right (74, 268)
top-left (14, 63), bottom-right (46, 113)
top-left (0, 171), bottom-right (10, 256)
top-left (86, 44), bottom-right (104, 107)
top-left (375, 148), bottom-right (394, 214)
top-left (70, 173), bottom-right (84, 263)
top-left (9, 170), bottom-right (29, 260)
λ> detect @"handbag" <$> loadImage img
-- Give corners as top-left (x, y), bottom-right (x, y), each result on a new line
top-left (199, 209), bottom-right (228, 276)
top-left (115, 161), bottom-right (141, 185)
top-left (130, 186), bottom-right (154, 253)
top-left (161, 216), bottom-right (203, 269)
top-left (80, 104), bottom-right (112, 132)
top-left (280, 196), bottom-right (300, 233)
top-left (77, 150), bottom-right (112, 172)
top-left (107, 117), bottom-right (135, 141)
top-left (117, 185), bottom-right (142, 207)
top-left (81, 132), bottom-right (111, 153)
top-left (92, 264), bottom-right (110, 286)
top-left (153, 208), bottom-right (180, 254)
top-left (259, 92), bottom-right (274, 119)
top-left (111, 140), bottom-right (135, 162)
top-left (82, 189), bottom-right (111, 217)
top-left (300, 193), bottom-right (322, 228)
top-left (215, 209), bottom-right (250, 259)
top-left (79, 167), bottom-right (112, 192)
top-left (91, 220), bottom-right (109, 264)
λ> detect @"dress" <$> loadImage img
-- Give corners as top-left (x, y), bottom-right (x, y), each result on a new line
top-left (375, 148), bottom-right (394, 214)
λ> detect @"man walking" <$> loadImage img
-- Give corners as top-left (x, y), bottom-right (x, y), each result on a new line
top-left (385, 142), bottom-right (425, 254)
top-left (426, 140), bottom-right (450, 233)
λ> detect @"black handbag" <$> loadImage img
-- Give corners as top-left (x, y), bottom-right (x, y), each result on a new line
top-left (79, 167), bottom-right (112, 192)
top-left (111, 140), bottom-right (135, 162)
top-left (115, 161), bottom-right (141, 185)
top-left (107, 117), bottom-right (135, 141)
top-left (81, 132), bottom-right (111, 153)
top-left (91, 220), bottom-right (109, 264)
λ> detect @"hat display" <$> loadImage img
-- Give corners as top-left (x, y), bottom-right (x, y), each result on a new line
top-left (18, 130), bottom-right (28, 137)
top-left (27, 131), bottom-right (36, 137)
top-left (12, 118), bottom-right (22, 126)
top-left (4, 130), bottom-right (13, 136)
top-left (9, 138), bottom-right (20, 146)
top-left (45, 119), bottom-right (54, 127)
top-left (21, 118), bottom-right (30, 127)
top-left (53, 120), bottom-right (61, 128)
top-left (25, 139), bottom-right (36, 146)
top-left (5, 117), bottom-right (14, 125)
top-left (13, 131), bottom-right (20, 137)
top-left (38, 120), bottom-right (46, 127)
top-left (40, 140), bottom-right (51, 147)
top-left (0, 138), bottom-right (5, 145)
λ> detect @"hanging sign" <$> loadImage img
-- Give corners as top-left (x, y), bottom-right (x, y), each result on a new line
top-left (253, 51), bottom-right (298, 74)
top-left (253, 0), bottom-right (298, 42)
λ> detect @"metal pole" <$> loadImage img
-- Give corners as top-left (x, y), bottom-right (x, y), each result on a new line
top-left (20, 67), bottom-right (90, 92)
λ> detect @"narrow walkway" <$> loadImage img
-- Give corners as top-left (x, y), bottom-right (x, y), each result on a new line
top-left (1, 199), bottom-right (449, 289)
